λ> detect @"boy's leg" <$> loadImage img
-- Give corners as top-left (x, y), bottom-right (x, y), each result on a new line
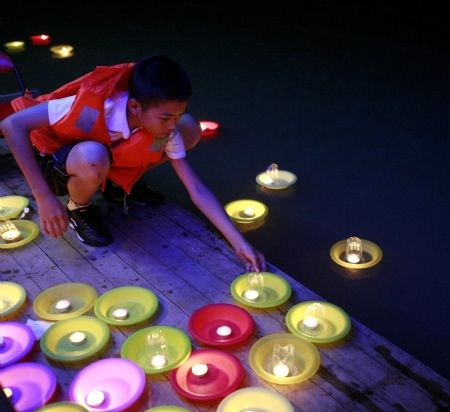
top-left (58, 141), bottom-right (113, 247)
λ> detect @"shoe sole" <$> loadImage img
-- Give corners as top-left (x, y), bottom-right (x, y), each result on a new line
top-left (68, 221), bottom-right (112, 247)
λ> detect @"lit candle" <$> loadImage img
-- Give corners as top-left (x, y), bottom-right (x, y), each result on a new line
top-left (259, 173), bottom-right (274, 185)
top-left (345, 236), bottom-right (363, 264)
top-left (191, 363), bottom-right (208, 376)
top-left (302, 316), bottom-right (319, 330)
top-left (1, 229), bottom-right (21, 242)
top-left (272, 363), bottom-right (290, 377)
top-left (216, 325), bottom-right (232, 337)
top-left (69, 331), bottom-right (86, 345)
top-left (55, 299), bottom-right (71, 312)
top-left (346, 253), bottom-right (360, 264)
top-left (150, 354), bottom-right (167, 368)
top-left (86, 389), bottom-right (105, 407)
top-left (3, 387), bottom-right (13, 399)
top-left (244, 289), bottom-right (259, 300)
top-left (242, 207), bottom-right (255, 217)
top-left (50, 44), bottom-right (74, 59)
top-left (30, 34), bottom-right (51, 45)
top-left (111, 308), bottom-right (128, 320)
top-left (4, 41), bottom-right (25, 52)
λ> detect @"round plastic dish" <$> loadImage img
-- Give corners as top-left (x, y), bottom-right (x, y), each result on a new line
top-left (0, 362), bottom-right (57, 412)
top-left (0, 281), bottom-right (26, 317)
top-left (286, 301), bottom-right (352, 343)
top-left (36, 402), bottom-right (89, 412)
top-left (330, 238), bottom-right (383, 269)
top-left (0, 195), bottom-right (28, 220)
top-left (199, 120), bottom-right (220, 137)
top-left (69, 358), bottom-right (146, 412)
top-left (33, 282), bottom-right (97, 321)
top-left (121, 325), bottom-right (191, 374)
top-left (230, 272), bottom-right (292, 308)
top-left (40, 315), bottom-right (110, 362)
top-left (249, 333), bottom-right (320, 384)
top-left (256, 170), bottom-right (297, 189)
top-left (144, 406), bottom-right (192, 412)
top-left (224, 199), bottom-right (268, 224)
top-left (94, 286), bottom-right (158, 326)
top-left (0, 220), bottom-right (39, 249)
top-left (0, 322), bottom-right (35, 367)
top-left (217, 387), bottom-right (294, 412)
top-left (188, 303), bottom-right (255, 347)
top-left (170, 349), bottom-right (245, 402)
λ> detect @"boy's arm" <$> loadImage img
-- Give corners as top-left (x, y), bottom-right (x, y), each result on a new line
top-left (1, 103), bottom-right (69, 238)
top-left (170, 157), bottom-right (266, 272)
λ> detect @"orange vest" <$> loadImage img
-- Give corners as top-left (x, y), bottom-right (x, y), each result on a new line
top-left (11, 64), bottom-right (166, 193)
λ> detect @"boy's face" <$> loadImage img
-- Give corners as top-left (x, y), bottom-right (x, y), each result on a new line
top-left (129, 99), bottom-right (188, 138)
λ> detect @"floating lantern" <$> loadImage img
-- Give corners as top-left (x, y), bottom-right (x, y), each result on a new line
top-left (243, 272), bottom-right (264, 301)
top-left (191, 363), bottom-right (208, 376)
top-left (345, 236), bottom-right (363, 263)
top-left (224, 199), bottom-right (268, 224)
top-left (256, 163), bottom-right (297, 190)
top-left (30, 34), bottom-right (51, 46)
top-left (86, 389), bottom-right (105, 407)
top-left (330, 237), bottom-right (382, 269)
top-left (0, 220), bottom-right (21, 243)
top-left (69, 331), bottom-right (86, 345)
top-left (3, 387), bottom-right (13, 399)
top-left (50, 44), bottom-right (74, 59)
top-left (54, 299), bottom-right (71, 313)
top-left (199, 120), bottom-right (220, 137)
top-left (216, 325), bottom-right (232, 337)
top-left (111, 308), bottom-right (128, 320)
top-left (4, 41), bottom-right (25, 53)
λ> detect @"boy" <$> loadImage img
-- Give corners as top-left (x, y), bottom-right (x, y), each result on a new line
top-left (1, 56), bottom-right (265, 272)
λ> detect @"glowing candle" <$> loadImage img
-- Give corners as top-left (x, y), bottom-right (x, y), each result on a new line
top-left (4, 41), bottom-right (25, 52)
top-left (243, 207), bottom-right (255, 217)
top-left (69, 331), bottom-right (86, 345)
top-left (191, 363), bottom-right (208, 376)
top-left (273, 362), bottom-right (290, 377)
top-left (50, 44), bottom-right (74, 59)
top-left (86, 390), bottom-right (105, 407)
top-left (259, 173), bottom-right (274, 185)
top-left (30, 34), bottom-right (51, 45)
top-left (111, 308), bottom-right (128, 320)
top-left (345, 236), bottom-right (363, 264)
top-left (302, 316), bottom-right (319, 329)
top-left (216, 325), bottom-right (232, 337)
top-left (150, 354), bottom-right (167, 368)
top-left (3, 387), bottom-right (13, 399)
top-left (55, 299), bottom-right (71, 312)
top-left (244, 289), bottom-right (259, 300)
top-left (1, 229), bottom-right (21, 242)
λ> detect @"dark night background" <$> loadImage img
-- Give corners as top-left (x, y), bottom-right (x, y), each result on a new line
top-left (1, 2), bottom-right (449, 379)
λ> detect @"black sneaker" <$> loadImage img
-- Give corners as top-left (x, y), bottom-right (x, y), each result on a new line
top-left (67, 204), bottom-right (113, 247)
top-left (103, 180), bottom-right (165, 207)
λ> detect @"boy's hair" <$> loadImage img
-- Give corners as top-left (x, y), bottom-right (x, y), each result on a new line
top-left (129, 55), bottom-right (192, 108)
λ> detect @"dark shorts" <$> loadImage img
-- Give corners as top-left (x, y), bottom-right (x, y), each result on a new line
top-left (36, 142), bottom-right (111, 196)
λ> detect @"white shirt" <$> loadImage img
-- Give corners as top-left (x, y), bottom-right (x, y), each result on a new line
top-left (47, 92), bottom-right (186, 159)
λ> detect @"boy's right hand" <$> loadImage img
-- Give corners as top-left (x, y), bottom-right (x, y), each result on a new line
top-left (36, 195), bottom-right (69, 238)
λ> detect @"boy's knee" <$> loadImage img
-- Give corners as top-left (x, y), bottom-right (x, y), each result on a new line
top-left (177, 114), bottom-right (201, 151)
top-left (66, 141), bottom-right (110, 177)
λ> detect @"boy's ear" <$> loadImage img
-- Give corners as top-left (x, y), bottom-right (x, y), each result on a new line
top-left (127, 98), bottom-right (142, 115)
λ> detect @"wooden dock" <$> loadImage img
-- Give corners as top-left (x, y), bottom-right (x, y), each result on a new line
top-left (1, 146), bottom-right (449, 412)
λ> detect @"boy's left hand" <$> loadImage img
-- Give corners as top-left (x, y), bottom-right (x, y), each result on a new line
top-left (235, 241), bottom-right (266, 273)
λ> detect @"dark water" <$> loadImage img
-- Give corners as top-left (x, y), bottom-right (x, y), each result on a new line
top-left (2, 3), bottom-right (449, 379)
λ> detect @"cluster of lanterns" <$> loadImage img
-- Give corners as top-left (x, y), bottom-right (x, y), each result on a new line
top-left (3, 34), bottom-right (74, 59)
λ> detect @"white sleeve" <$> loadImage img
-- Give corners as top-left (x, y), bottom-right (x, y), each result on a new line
top-left (165, 129), bottom-right (186, 159)
top-left (47, 95), bottom-right (76, 125)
